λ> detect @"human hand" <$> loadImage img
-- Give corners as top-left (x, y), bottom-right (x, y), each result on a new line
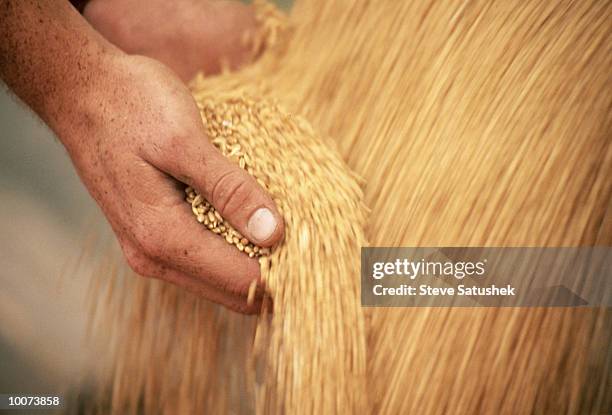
top-left (82, 0), bottom-right (257, 81)
top-left (57, 53), bottom-right (284, 313)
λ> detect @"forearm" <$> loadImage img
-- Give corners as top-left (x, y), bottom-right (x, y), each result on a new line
top-left (0, 0), bottom-right (121, 140)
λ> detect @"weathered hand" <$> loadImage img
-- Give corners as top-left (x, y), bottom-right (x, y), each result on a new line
top-left (0, 0), bottom-right (278, 313)
top-left (60, 54), bottom-right (283, 313)
top-left (83, 0), bottom-right (257, 81)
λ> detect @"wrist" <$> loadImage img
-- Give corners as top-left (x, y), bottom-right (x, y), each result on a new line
top-left (51, 47), bottom-right (126, 154)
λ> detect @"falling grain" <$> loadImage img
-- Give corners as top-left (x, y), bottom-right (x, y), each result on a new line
top-left (87, 0), bottom-right (611, 414)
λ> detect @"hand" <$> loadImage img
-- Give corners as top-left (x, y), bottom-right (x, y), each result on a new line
top-left (58, 53), bottom-right (284, 313)
top-left (82, 0), bottom-right (257, 81)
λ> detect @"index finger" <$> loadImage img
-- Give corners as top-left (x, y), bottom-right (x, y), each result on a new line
top-left (143, 200), bottom-right (263, 297)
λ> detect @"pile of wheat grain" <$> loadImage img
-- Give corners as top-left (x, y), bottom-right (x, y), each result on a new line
top-left (88, 0), bottom-right (611, 413)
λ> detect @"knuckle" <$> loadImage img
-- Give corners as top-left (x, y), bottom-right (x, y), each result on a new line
top-left (145, 125), bottom-right (193, 164)
top-left (212, 170), bottom-right (257, 218)
top-left (149, 133), bottom-right (181, 161)
top-left (131, 220), bottom-right (167, 260)
top-left (162, 132), bottom-right (185, 150)
top-left (139, 234), bottom-right (165, 260)
top-left (122, 243), bottom-right (152, 277)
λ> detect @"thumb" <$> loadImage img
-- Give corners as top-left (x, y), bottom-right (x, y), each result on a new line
top-left (204, 151), bottom-right (284, 247)
top-left (161, 139), bottom-right (284, 247)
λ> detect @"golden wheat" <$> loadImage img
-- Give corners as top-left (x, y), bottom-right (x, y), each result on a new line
top-left (88, 0), bottom-right (611, 413)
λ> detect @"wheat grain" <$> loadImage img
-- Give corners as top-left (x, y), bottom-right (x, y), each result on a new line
top-left (184, 134), bottom-right (267, 258)
top-left (87, 0), bottom-right (611, 414)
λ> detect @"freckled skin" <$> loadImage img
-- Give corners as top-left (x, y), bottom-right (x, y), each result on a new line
top-left (0, 0), bottom-right (284, 314)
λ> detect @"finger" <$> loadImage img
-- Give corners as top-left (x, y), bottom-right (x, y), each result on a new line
top-left (135, 195), bottom-right (266, 297)
top-left (147, 133), bottom-right (285, 247)
top-left (161, 269), bottom-right (265, 315)
top-left (118, 158), bottom-right (264, 298)
top-left (134, 259), bottom-right (265, 314)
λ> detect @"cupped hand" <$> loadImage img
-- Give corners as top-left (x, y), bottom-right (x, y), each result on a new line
top-left (83, 0), bottom-right (257, 81)
top-left (60, 54), bottom-right (283, 313)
